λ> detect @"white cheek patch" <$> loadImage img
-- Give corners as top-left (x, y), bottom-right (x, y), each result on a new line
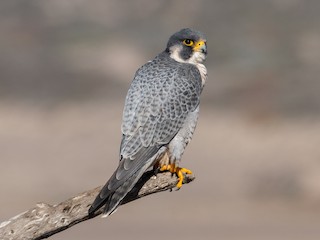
top-left (169, 45), bottom-right (185, 63)
top-left (169, 45), bottom-right (206, 64)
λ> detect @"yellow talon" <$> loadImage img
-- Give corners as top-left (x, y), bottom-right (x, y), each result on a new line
top-left (176, 167), bottom-right (193, 188)
top-left (160, 163), bottom-right (175, 173)
top-left (159, 164), bottom-right (192, 188)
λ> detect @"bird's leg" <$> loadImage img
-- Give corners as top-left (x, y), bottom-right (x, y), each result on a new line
top-left (159, 163), bottom-right (192, 188)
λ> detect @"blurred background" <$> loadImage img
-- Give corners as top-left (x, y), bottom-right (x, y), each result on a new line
top-left (1, 0), bottom-right (320, 239)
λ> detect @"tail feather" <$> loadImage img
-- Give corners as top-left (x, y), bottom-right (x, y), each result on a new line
top-left (88, 160), bottom-right (152, 217)
top-left (88, 145), bottom-right (163, 217)
top-left (88, 184), bottom-right (112, 216)
top-left (103, 170), bottom-right (143, 216)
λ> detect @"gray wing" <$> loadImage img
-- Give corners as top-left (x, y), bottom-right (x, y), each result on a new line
top-left (119, 57), bottom-right (202, 173)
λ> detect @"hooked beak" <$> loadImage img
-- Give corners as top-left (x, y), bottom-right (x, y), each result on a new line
top-left (193, 40), bottom-right (207, 55)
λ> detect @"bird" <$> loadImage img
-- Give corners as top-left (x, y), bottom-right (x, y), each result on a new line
top-left (88, 28), bottom-right (207, 217)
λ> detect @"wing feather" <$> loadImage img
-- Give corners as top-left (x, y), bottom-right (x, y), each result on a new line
top-left (120, 57), bottom-right (202, 160)
top-left (109, 55), bottom-right (202, 195)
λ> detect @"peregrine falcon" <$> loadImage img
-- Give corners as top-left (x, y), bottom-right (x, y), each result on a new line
top-left (89, 28), bottom-right (207, 217)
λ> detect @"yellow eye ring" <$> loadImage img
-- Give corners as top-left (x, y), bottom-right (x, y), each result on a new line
top-left (183, 39), bottom-right (194, 46)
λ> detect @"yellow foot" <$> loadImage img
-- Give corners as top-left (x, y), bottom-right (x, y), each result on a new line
top-left (160, 164), bottom-right (193, 188)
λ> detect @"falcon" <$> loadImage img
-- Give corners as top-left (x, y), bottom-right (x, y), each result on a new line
top-left (89, 28), bottom-right (207, 217)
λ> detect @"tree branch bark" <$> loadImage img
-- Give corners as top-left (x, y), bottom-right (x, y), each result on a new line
top-left (0, 171), bottom-right (194, 240)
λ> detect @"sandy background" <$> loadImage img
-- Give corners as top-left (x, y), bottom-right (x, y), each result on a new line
top-left (1, 1), bottom-right (320, 239)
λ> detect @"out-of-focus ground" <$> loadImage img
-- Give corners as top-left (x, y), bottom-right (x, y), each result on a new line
top-left (1, 1), bottom-right (320, 239)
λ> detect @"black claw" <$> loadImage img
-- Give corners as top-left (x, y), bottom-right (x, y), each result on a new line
top-left (153, 168), bottom-right (159, 176)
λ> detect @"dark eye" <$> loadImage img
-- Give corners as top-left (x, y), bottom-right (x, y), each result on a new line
top-left (183, 39), bottom-right (194, 46)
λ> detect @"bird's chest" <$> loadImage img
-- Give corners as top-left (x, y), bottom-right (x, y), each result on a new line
top-left (196, 63), bottom-right (207, 87)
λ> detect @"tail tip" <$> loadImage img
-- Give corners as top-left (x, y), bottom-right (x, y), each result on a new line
top-left (88, 206), bottom-right (96, 217)
top-left (101, 208), bottom-right (118, 218)
top-left (101, 213), bottom-right (109, 218)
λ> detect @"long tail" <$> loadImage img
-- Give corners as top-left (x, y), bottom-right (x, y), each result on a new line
top-left (88, 146), bottom-right (161, 217)
top-left (88, 169), bottom-right (143, 217)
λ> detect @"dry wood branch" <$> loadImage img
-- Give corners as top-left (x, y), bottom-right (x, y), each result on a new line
top-left (0, 171), bottom-right (194, 240)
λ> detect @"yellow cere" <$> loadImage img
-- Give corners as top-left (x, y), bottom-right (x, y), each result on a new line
top-left (193, 40), bottom-right (206, 51)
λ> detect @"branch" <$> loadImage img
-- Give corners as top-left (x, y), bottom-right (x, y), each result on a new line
top-left (0, 171), bottom-right (194, 240)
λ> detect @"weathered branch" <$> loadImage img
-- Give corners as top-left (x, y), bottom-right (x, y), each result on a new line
top-left (0, 171), bottom-right (194, 240)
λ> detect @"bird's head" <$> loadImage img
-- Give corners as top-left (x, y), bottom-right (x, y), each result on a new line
top-left (166, 28), bottom-right (207, 64)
